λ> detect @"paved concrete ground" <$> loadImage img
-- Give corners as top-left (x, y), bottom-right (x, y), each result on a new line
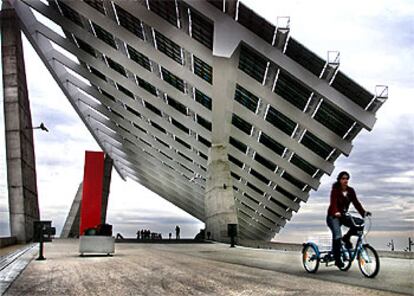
top-left (4, 239), bottom-right (413, 295)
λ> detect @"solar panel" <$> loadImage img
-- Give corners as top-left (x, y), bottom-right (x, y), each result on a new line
top-left (157, 137), bottom-right (170, 148)
top-left (193, 56), bottom-right (213, 84)
top-left (154, 31), bottom-right (183, 65)
top-left (171, 118), bottom-right (190, 134)
top-left (258, 132), bottom-right (285, 156)
top-left (199, 151), bottom-right (208, 160)
top-left (18, 0), bottom-right (385, 241)
top-left (314, 101), bottom-right (354, 137)
top-left (264, 204), bottom-right (283, 219)
top-left (234, 84), bottom-right (259, 112)
top-left (92, 22), bottom-right (117, 49)
top-left (125, 105), bottom-right (141, 119)
top-left (232, 114), bottom-right (252, 135)
top-left (229, 155), bottom-right (244, 168)
top-left (195, 89), bottom-right (212, 110)
top-left (127, 45), bottom-right (151, 71)
top-left (198, 135), bottom-right (211, 147)
top-left (167, 96), bottom-right (187, 115)
top-left (161, 67), bottom-right (185, 92)
top-left (254, 153), bottom-right (277, 171)
top-left (145, 102), bottom-right (163, 116)
top-left (247, 182), bottom-right (264, 196)
top-left (274, 71), bottom-right (311, 110)
top-left (300, 131), bottom-right (333, 159)
top-left (269, 197), bottom-right (288, 211)
top-left (148, 0), bottom-right (178, 28)
top-left (290, 153), bottom-right (317, 176)
top-left (229, 137), bottom-right (248, 153)
top-left (114, 4), bottom-right (144, 40)
top-left (107, 57), bottom-right (126, 77)
top-left (84, 0), bottom-right (105, 14)
top-left (207, 0), bottom-right (223, 11)
top-left (331, 71), bottom-right (374, 108)
top-left (116, 84), bottom-right (134, 98)
top-left (275, 186), bottom-right (296, 201)
top-left (196, 115), bottom-right (212, 131)
top-left (175, 136), bottom-right (191, 150)
top-left (137, 77), bottom-right (158, 96)
top-left (285, 38), bottom-right (325, 77)
top-left (100, 89), bottom-right (116, 102)
top-left (57, 1), bottom-right (83, 27)
top-left (75, 37), bottom-right (96, 57)
top-left (282, 172), bottom-right (305, 190)
top-left (250, 169), bottom-right (270, 185)
top-left (237, 2), bottom-right (275, 44)
top-left (178, 151), bottom-right (192, 163)
top-left (239, 45), bottom-right (268, 83)
top-left (90, 66), bottom-right (106, 81)
top-left (265, 106), bottom-right (296, 136)
top-left (161, 151), bottom-right (173, 160)
top-left (190, 8), bottom-right (214, 49)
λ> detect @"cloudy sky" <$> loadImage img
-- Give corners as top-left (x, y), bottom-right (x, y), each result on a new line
top-left (1, 0), bottom-right (413, 250)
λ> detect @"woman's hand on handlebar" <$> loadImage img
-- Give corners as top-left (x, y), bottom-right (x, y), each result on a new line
top-left (334, 212), bottom-right (341, 218)
top-left (365, 211), bottom-right (372, 217)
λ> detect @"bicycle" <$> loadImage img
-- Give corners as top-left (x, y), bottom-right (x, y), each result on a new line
top-left (302, 211), bottom-right (380, 278)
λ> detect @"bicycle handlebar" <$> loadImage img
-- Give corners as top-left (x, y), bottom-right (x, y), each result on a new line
top-left (343, 211), bottom-right (366, 228)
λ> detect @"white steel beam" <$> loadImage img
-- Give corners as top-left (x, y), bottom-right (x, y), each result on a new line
top-left (236, 71), bottom-right (353, 156)
top-left (9, 0), bottom-right (127, 179)
top-left (229, 157), bottom-right (300, 211)
top-left (188, 1), bottom-right (376, 130)
top-left (229, 144), bottom-right (309, 202)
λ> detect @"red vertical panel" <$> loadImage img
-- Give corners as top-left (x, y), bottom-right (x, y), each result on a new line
top-left (79, 151), bottom-right (105, 235)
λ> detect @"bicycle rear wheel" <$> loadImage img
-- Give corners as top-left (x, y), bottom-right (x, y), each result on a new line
top-left (358, 244), bottom-right (380, 278)
top-left (302, 244), bottom-right (320, 273)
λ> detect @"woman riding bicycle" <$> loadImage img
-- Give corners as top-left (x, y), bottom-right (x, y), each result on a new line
top-left (327, 171), bottom-right (371, 268)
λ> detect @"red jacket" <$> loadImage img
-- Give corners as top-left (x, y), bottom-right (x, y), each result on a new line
top-left (327, 186), bottom-right (366, 217)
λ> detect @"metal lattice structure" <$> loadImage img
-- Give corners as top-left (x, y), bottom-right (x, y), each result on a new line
top-left (7, 0), bottom-right (387, 241)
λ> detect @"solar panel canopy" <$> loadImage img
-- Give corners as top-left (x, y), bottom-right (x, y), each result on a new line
top-left (7, 0), bottom-right (387, 241)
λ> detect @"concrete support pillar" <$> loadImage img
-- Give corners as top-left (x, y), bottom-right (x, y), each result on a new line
top-left (205, 144), bottom-right (237, 243)
top-left (204, 48), bottom-right (240, 243)
top-left (1, 2), bottom-right (40, 243)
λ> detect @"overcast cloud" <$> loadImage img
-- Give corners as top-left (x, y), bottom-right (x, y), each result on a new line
top-left (0, 0), bottom-right (413, 250)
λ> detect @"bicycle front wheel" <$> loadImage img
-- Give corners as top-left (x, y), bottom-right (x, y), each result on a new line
top-left (302, 244), bottom-right (320, 273)
top-left (358, 244), bottom-right (380, 278)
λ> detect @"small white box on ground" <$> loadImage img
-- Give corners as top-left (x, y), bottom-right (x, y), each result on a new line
top-left (79, 235), bottom-right (115, 256)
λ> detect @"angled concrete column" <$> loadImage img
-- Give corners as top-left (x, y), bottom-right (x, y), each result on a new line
top-left (100, 155), bottom-right (113, 224)
top-left (60, 155), bottom-right (113, 238)
top-left (60, 182), bottom-right (83, 238)
top-left (1, 2), bottom-right (40, 243)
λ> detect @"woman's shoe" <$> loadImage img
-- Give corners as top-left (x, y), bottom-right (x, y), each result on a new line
top-left (335, 259), bottom-right (344, 269)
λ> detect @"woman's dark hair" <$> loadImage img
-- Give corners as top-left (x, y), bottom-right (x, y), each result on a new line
top-left (332, 171), bottom-right (350, 189)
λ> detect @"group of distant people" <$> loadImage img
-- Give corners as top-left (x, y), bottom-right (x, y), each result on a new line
top-left (136, 229), bottom-right (161, 240)
top-left (115, 225), bottom-right (182, 240)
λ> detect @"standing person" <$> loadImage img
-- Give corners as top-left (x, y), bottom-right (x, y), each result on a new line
top-left (169, 233), bottom-right (172, 240)
top-left (175, 225), bottom-right (180, 239)
top-left (326, 171), bottom-right (371, 268)
top-left (136, 229), bottom-right (140, 240)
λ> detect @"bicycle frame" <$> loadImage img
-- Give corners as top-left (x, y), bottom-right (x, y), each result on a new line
top-left (309, 213), bottom-right (369, 265)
